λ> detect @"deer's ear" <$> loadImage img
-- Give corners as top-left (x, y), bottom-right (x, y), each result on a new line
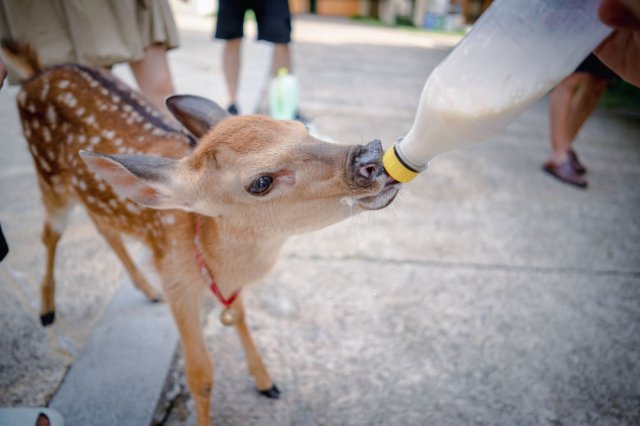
top-left (165, 95), bottom-right (229, 138)
top-left (80, 151), bottom-right (193, 210)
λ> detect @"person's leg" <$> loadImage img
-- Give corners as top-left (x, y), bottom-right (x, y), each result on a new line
top-left (271, 43), bottom-right (291, 76)
top-left (215, 0), bottom-right (246, 114)
top-left (544, 72), bottom-right (591, 188)
top-left (254, 0), bottom-right (292, 76)
top-left (548, 72), bottom-right (586, 165)
top-left (223, 38), bottom-right (242, 109)
top-left (129, 44), bottom-right (176, 115)
top-left (567, 74), bottom-right (608, 142)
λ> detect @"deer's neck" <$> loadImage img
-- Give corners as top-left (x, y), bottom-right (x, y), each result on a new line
top-left (194, 214), bottom-right (287, 297)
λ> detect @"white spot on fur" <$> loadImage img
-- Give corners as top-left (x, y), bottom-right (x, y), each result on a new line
top-left (87, 195), bottom-right (96, 204)
top-left (76, 107), bottom-right (85, 116)
top-left (163, 214), bottom-right (176, 225)
top-left (90, 136), bottom-right (100, 146)
top-left (31, 119), bottom-right (40, 129)
top-left (143, 123), bottom-right (152, 131)
top-left (78, 135), bottom-right (86, 143)
top-left (29, 145), bottom-right (38, 156)
top-left (46, 106), bottom-right (57, 127)
top-left (103, 130), bottom-right (115, 140)
top-left (85, 115), bottom-right (96, 125)
top-left (62, 92), bottom-right (77, 107)
top-left (109, 199), bottom-right (118, 208)
top-left (40, 82), bottom-right (50, 100)
top-left (58, 80), bottom-right (70, 89)
top-left (43, 127), bottom-right (52, 143)
top-left (98, 182), bottom-right (106, 191)
top-left (112, 95), bottom-right (120, 103)
top-left (114, 138), bottom-right (123, 146)
top-left (27, 103), bottom-right (36, 113)
top-left (78, 180), bottom-right (87, 191)
top-left (39, 158), bottom-right (51, 172)
top-left (126, 203), bottom-right (141, 214)
top-left (17, 91), bottom-right (27, 106)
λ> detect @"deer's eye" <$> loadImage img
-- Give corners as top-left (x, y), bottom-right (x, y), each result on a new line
top-left (247, 176), bottom-right (273, 195)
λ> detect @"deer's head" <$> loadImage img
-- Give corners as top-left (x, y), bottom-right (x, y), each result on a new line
top-left (81, 95), bottom-right (400, 235)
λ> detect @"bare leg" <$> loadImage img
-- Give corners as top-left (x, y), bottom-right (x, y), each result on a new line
top-left (223, 38), bottom-right (242, 106)
top-left (549, 73), bottom-right (586, 164)
top-left (129, 44), bottom-right (176, 115)
top-left (91, 217), bottom-right (163, 302)
top-left (167, 283), bottom-right (212, 426)
top-left (566, 75), bottom-right (608, 142)
top-left (231, 295), bottom-right (278, 397)
top-left (272, 43), bottom-right (292, 76)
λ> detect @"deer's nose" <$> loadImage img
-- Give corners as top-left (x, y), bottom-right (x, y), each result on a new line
top-left (352, 139), bottom-right (384, 184)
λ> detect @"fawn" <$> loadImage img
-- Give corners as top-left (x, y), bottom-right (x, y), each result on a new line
top-left (3, 40), bottom-right (400, 424)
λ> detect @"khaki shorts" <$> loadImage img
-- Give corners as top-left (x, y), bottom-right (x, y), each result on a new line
top-left (0, 0), bottom-right (179, 71)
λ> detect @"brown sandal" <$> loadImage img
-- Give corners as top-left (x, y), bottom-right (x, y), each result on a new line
top-left (568, 149), bottom-right (587, 175)
top-left (543, 160), bottom-right (588, 188)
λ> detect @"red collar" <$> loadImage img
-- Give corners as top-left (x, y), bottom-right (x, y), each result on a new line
top-left (194, 216), bottom-right (240, 308)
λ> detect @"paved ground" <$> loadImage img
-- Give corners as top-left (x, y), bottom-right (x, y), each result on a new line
top-left (1, 5), bottom-right (640, 426)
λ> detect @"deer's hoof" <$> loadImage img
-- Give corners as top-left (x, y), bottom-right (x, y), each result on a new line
top-left (258, 385), bottom-right (280, 399)
top-left (40, 311), bottom-right (55, 327)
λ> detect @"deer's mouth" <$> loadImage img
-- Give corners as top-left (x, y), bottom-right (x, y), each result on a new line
top-left (345, 139), bottom-right (401, 211)
top-left (355, 172), bottom-right (401, 210)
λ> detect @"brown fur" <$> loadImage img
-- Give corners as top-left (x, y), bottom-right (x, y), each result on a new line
top-left (5, 41), bottom-right (399, 425)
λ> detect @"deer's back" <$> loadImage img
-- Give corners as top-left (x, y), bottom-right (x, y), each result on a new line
top-left (17, 64), bottom-right (192, 248)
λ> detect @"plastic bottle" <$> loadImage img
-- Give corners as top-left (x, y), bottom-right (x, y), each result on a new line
top-left (383, 0), bottom-right (612, 183)
top-left (269, 67), bottom-right (299, 120)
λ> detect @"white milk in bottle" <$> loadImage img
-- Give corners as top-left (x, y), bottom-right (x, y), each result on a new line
top-left (383, 0), bottom-right (612, 182)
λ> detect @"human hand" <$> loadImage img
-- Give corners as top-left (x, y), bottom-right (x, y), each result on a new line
top-left (594, 0), bottom-right (640, 86)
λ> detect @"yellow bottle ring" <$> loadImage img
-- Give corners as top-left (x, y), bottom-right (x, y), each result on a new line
top-left (383, 146), bottom-right (420, 183)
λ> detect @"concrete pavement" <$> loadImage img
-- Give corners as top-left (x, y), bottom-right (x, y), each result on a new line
top-left (1, 7), bottom-right (639, 426)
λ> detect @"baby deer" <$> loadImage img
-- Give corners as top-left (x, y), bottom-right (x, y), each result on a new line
top-left (3, 40), bottom-right (400, 425)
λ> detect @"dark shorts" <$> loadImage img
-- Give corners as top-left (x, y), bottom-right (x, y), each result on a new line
top-left (215, 0), bottom-right (291, 44)
top-left (575, 53), bottom-right (617, 81)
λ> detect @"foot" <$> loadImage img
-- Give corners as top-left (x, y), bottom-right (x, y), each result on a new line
top-left (257, 384), bottom-right (280, 399)
top-left (568, 149), bottom-right (587, 175)
top-left (227, 104), bottom-right (239, 116)
top-left (543, 160), bottom-right (588, 188)
top-left (40, 311), bottom-right (55, 327)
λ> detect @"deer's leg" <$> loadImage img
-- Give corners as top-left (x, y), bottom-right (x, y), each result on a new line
top-left (168, 284), bottom-right (213, 426)
top-left (232, 295), bottom-right (280, 399)
top-left (40, 222), bottom-right (62, 326)
top-left (37, 178), bottom-right (73, 327)
top-left (90, 217), bottom-right (163, 302)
